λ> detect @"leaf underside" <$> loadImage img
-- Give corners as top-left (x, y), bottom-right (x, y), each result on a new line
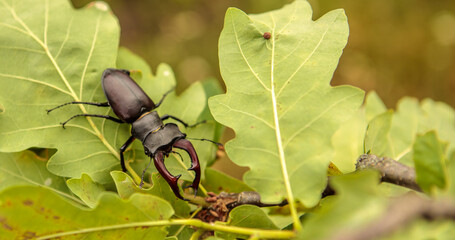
top-left (209, 0), bottom-right (364, 205)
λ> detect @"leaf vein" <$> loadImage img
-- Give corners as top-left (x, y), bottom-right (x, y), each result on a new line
top-left (0, 45), bottom-right (45, 54)
top-left (231, 146), bottom-right (279, 157)
top-left (276, 11), bottom-right (341, 98)
top-left (0, 22), bottom-right (29, 36)
top-left (80, 13), bottom-right (101, 100)
top-left (279, 84), bottom-right (317, 119)
top-left (0, 166), bottom-right (84, 204)
top-left (0, 73), bottom-right (71, 96)
top-left (218, 101), bottom-right (274, 129)
top-left (231, 13), bottom-right (270, 91)
top-left (44, 0), bottom-right (48, 46)
top-left (51, 151), bottom-right (112, 165)
top-left (1, 124), bottom-right (96, 136)
top-left (284, 92), bottom-right (361, 148)
top-left (55, 17), bottom-right (73, 59)
top-left (276, 4), bottom-right (297, 35)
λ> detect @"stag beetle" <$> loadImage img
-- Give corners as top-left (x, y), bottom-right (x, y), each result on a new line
top-left (47, 68), bottom-right (200, 200)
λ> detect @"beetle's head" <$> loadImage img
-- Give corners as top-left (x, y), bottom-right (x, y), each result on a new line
top-left (142, 136), bottom-right (174, 157)
top-left (145, 145), bottom-right (171, 157)
top-left (141, 123), bottom-right (186, 157)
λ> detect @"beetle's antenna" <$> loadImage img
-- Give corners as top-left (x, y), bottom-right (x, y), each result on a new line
top-left (140, 157), bottom-right (153, 188)
top-left (187, 138), bottom-right (224, 148)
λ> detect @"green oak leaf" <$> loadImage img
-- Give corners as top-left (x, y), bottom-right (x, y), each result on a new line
top-left (148, 173), bottom-right (191, 218)
top-left (67, 173), bottom-right (105, 208)
top-left (385, 97), bottom-right (421, 163)
top-left (364, 110), bottom-right (393, 156)
top-left (0, 150), bottom-right (82, 204)
top-left (111, 170), bottom-right (145, 199)
top-left (299, 171), bottom-right (387, 240)
top-left (363, 91), bottom-right (387, 122)
top-left (0, 0), bottom-right (215, 186)
top-left (199, 78), bottom-right (225, 167)
top-left (111, 171), bottom-right (190, 218)
top-left (448, 153), bottom-right (455, 198)
top-left (346, 94), bottom-right (455, 166)
top-left (419, 99), bottom-right (455, 154)
top-left (0, 0), bottom-right (120, 183)
top-left (413, 131), bottom-right (448, 193)
top-left (216, 205), bottom-right (278, 239)
top-left (331, 92), bottom-right (383, 173)
top-left (0, 186), bottom-right (174, 239)
top-left (331, 110), bottom-right (365, 173)
top-left (384, 219), bottom-right (455, 240)
top-left (209, 0), bottom-right (364, 205)
top-left (365, 97), bottom-right (455, 168)
top-left (203, 168), bottom-right (254, 193)
top-left (387, 98), bottom-right (455, 163)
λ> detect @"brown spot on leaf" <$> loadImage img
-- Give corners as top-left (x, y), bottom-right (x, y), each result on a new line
top-left (263, 32), bottom-right (271, 39)
top-left (0, 217), bottom-right (13, 231)
top-left (23, 231), bottom-right (37, 239)
top-left (22, 200), bottom-right (33, 206)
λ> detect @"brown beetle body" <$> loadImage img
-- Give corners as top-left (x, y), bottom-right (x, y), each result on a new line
top-left (47, 68), bottom-right (201, 200)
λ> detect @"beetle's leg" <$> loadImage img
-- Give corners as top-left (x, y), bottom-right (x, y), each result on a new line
top-left (186, 137), bottom-right (224, 148)
top-left (154, 87), bottom-right (175, 108)
top-left (118, 69), bottom-right (130, 76)
top-left (140, 157), bottom-right (153, 188)
top-left (154, 151), bottom-right (187, 200)
top-left (46, 101), bottom-right (109, 113)
top-left (160, 114), bottom-right (206, 128)
top-left (60, 114), bottom-right (123, 128)
top-left (172, 139), bottom-right (200, 196)
top-left (120, 136), bottom-right (135, 172)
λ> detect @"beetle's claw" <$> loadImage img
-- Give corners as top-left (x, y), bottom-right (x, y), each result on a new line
top-left (153, 152), bottom-right (187, 200)
top-left (173, 139), bottom-right (201, 198)
top-left (183, 183), bottom-right (199, 197)
top-left (153, 139), bottom-right (200, 200)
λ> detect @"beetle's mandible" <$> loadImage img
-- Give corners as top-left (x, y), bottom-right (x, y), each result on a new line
top-left (47, 68), bottom-right (200, 200)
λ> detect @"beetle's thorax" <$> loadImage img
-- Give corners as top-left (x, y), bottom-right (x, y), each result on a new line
top-left (131, 111), bottom-right (163, 142)
top-left (131, 111), bottom-right (186, 156)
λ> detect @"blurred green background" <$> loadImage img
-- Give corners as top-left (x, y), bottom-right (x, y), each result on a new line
top-left (71, 0), bottom-right (455, 177)
top-left (71, 0), bottom-right (455, 108)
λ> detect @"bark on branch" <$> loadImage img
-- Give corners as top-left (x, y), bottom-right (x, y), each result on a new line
top-left (323, 154), bottom-right (422, 197)
top-left (355, 154), bottom-right (422, 191)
